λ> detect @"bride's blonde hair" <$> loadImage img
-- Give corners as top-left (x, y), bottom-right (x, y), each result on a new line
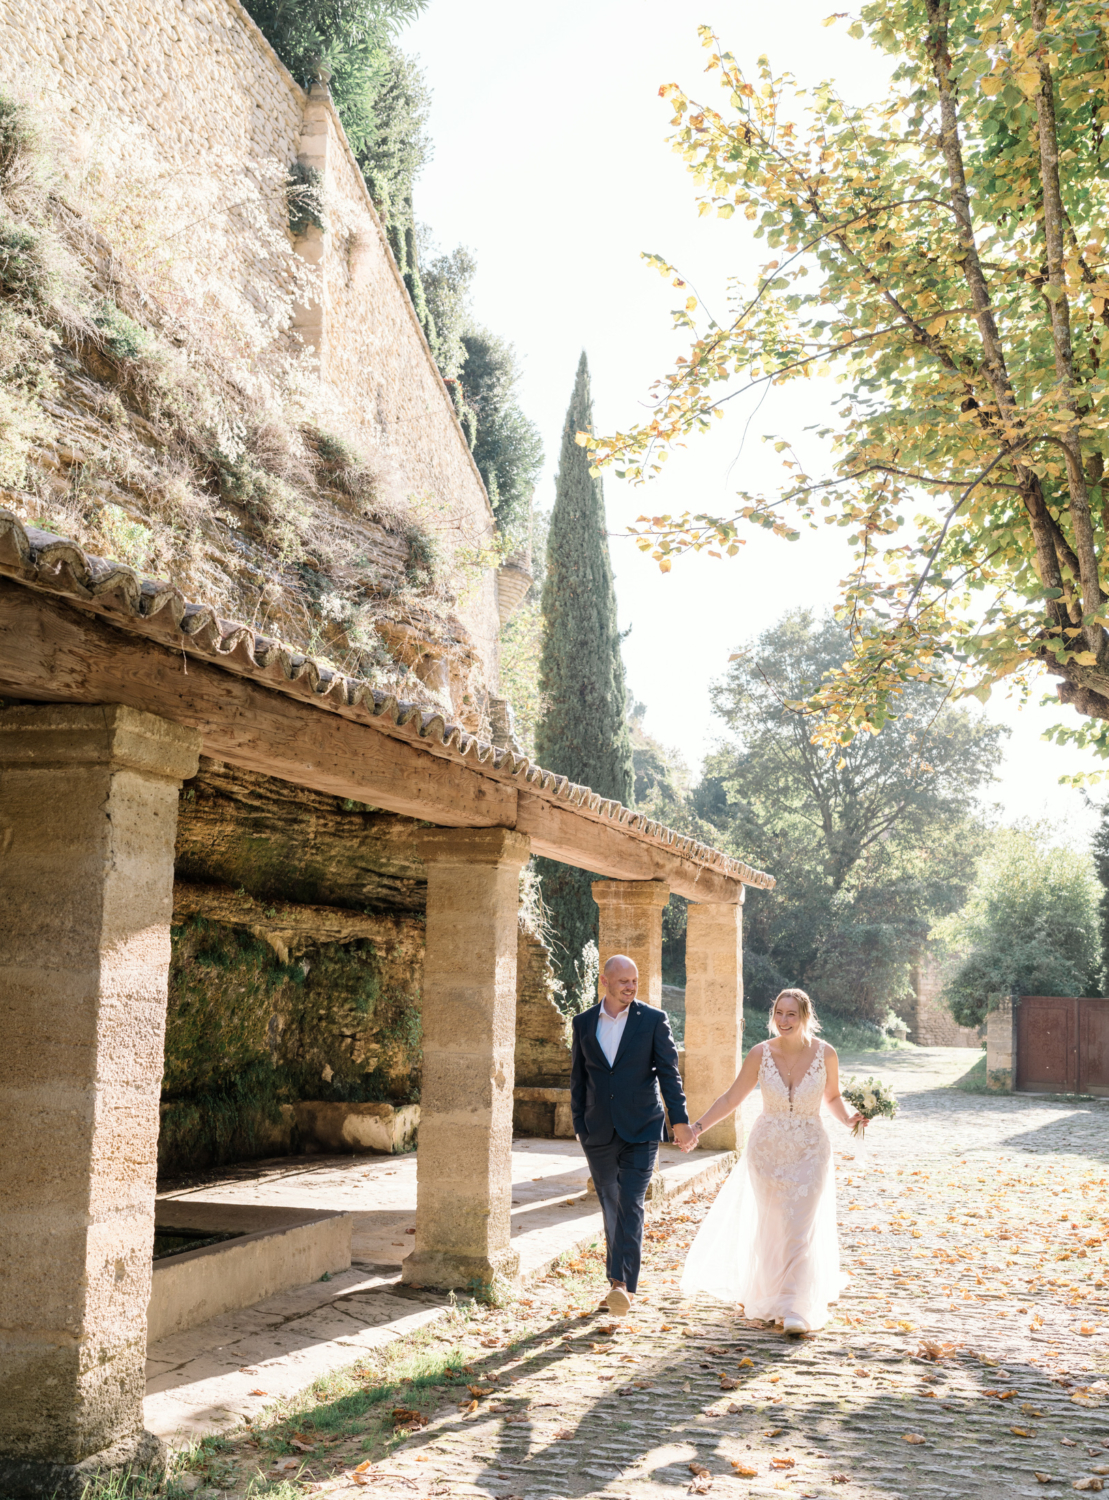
top-left (768, 988), bottom-right (821, 1042)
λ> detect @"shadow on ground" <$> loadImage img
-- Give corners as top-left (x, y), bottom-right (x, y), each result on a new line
top-left (302, 1310), bottom-right (1108, 1500)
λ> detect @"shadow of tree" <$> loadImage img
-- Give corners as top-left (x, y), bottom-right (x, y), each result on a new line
top-left (393, 1315), bottom-right (1109, 1500)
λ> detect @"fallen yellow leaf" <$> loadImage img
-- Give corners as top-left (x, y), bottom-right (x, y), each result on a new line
top-left (731, 1461), bottom-right (758, 1478)
top-left (1010, 1426), bottom-right (1034, 1438)
top-left (902, 1433), bottom-right (926, 1445)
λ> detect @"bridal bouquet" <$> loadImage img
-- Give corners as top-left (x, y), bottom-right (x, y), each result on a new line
top-left (842, 1076), bottom-right (898, 1138)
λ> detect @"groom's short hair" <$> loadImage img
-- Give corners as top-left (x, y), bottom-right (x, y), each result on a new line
top-left (603, 954), bottom-right (638, 976)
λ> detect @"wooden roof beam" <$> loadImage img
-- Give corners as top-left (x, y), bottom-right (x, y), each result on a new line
top-left (0, 580), bottom-right (748, 901)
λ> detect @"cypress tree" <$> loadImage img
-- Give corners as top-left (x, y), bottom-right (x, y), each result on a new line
top-left (534, 352), bottom-right (635, 996)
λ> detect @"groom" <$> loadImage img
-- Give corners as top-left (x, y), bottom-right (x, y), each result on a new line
top-left (570, 954), bottom-right (695, 1316)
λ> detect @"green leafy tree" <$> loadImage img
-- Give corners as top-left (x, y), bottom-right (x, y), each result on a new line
top-left (241, 0), bottom-right (422, 85)
top-left (536, 353), bottom-right (635, 991)
top-left (697, 611), bottom-right (1005, 1021)
top-left (354, 45), bottom-right (434, 336)
top-left (421, 242), bottom-right (477, 382)
top-left (420, 256), bottom-right (544, 531)
top-left (938, 825), bottom-right (1102, 1027)
top-left (586, 4), bottom-right (1109, 758)
top-left (1091, 799), bottom-right (1109, 980)
top-left (242, 0), bottom-right (424, 161)
top-left (459, 328), bottom-right (544, 537)
top-left (242, 1), bottom-right (437, 346)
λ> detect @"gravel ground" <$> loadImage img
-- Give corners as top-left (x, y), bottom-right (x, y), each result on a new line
top-left (160, 1048), bottom-right (1109, 1500)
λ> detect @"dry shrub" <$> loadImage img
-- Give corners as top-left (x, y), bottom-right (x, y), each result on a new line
top-left (0, 87), bottom-right (492, 726)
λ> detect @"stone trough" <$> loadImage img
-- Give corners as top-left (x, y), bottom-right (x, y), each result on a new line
top-left (148, 1202), bottom-right (351, 1346)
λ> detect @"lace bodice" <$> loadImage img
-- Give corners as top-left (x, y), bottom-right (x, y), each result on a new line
top-left (759, 1040), bottom-right (826, 1118)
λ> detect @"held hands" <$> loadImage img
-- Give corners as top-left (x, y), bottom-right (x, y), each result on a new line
top-left (674, 1122), bottom-right (702, 1153)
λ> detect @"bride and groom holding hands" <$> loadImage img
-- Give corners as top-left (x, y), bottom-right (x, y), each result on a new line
top-left (570, 953), bottom-right (867, 1331)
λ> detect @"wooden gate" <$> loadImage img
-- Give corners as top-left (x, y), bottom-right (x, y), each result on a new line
top-left (1078, 998), bottom-right (1109, 1097)
top-left (1016, 996), bottom-right (1109, 1095)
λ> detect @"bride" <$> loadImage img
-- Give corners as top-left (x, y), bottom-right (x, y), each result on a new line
top-left (679, 988), bottom-right (865, 1333)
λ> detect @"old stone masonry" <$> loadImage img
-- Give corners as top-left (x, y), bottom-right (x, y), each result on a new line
top-left (170, 1049), bottom-right (1109, 1500)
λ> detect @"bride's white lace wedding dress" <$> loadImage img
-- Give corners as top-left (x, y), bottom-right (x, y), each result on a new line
top-left (681, 1039), bottom-right (843, 1329)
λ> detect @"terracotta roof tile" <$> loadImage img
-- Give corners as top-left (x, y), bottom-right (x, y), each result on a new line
top-left (0, 508), bottom-right (774, 890)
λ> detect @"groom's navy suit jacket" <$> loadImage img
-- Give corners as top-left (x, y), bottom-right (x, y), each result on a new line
top-left (570, 1000), bottom-right (690, 1146)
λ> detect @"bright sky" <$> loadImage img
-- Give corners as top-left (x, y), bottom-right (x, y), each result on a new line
top-left (405, 0), bottom-right (1103, 842)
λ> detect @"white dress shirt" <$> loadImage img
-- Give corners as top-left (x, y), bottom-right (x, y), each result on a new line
top-left (596, 1000), bottom-right (630, 1067)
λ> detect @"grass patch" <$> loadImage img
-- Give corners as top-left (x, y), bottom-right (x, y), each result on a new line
top-left (280, 1332), bottom-right (476, 1443)
top-left (79, 1240), bottom-right (644, 1500)
top-left (951, 1053), bottom-right (990, 1093)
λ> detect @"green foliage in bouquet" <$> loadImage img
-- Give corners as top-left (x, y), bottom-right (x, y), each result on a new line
top-left (841, 1075), bottom-right (898, 1138)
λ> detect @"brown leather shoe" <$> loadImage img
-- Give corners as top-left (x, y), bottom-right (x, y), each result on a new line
top-left (605, 1285), bottom-right (632, 1317)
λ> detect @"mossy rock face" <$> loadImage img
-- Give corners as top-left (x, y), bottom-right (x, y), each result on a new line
top-left (176, 761), bottom-right (427, 915)
top-left (160, 916), bottom-right (424, 1174)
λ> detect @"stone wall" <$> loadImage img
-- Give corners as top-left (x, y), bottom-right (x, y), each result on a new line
top-left (162, 761), bottom-right (568, 1171)
top-left (159, 910), bottom-right (425, 1173)
top-left (0, 0), bottom-right (500, 688)
top-left (907, 948), bottom-right (981, 1048)
top-left (293, 84), bottom-right (500, 683)
top-left (514, 929), bottom-right (571, 1091)
top-left (2, 0), bottom-right (306, 300)
top-left (511, 928), bottom-right (573, 1138)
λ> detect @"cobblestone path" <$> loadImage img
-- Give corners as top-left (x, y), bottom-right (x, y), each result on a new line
top-left (174, 1051), bottom-right (1109, 1500)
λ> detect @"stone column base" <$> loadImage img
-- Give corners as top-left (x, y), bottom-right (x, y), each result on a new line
top-left (0, 1430), bottom-right (166, 1500)
top-left (402, 1245), bottom-right (520, 1291)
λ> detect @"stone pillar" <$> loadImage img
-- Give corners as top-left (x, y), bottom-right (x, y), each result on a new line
top-left (986, 994), bottom-right (1017, 1092)
top-left (402, 828), bottom-right (530, 1290)
top-left (591, 880), bottom-right (670, 1008)
top-left (684, 897), bottom-right (744, 1151)
top-left (0, 705), bottom-right (200, 1497)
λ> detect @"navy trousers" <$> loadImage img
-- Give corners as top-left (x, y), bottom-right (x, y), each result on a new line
top-left (582, 1135), bottom-right (658, 1293)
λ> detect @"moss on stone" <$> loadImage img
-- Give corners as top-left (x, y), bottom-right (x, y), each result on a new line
top-left (160, 918), bottom-right (423, 1174)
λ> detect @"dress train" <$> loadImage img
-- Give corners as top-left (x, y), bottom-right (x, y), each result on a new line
top-left (680, 1040), bottom-right (845, 1330)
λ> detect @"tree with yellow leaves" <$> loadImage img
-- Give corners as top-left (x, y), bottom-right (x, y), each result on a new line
top-left (586, 3), bottom-right (1109, 757)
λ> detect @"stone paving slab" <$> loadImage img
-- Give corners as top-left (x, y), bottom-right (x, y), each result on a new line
top-left (152, 1049), bottom-right (1109, 1496)
top-left (158, 1140), bottom-right (735, 1278)
top-left (246, 1047), bottom-right (1109, 1500)
top-left (145, 1141), bottom-right (732, 1448)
